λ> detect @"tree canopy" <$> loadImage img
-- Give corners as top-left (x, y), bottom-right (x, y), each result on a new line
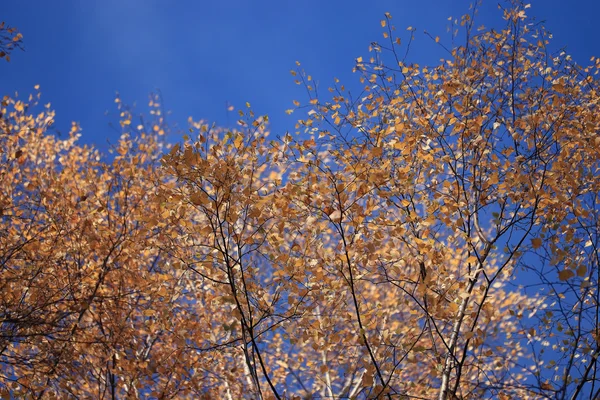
top-left (1, 2), bottom-right (600, 399)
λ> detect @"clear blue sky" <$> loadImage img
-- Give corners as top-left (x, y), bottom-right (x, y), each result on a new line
top-left (2, 1), bottom-right (599, 151)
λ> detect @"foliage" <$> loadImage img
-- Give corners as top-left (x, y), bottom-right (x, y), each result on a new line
top-left (1, 2), bottom-right (600, 399)
top-left (0, 22), bottom-right (23, 62)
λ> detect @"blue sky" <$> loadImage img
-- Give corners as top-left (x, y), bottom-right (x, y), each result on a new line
top-left (2, 0), bottom-right (599, 151)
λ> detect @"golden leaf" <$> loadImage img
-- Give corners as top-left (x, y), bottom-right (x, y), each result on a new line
top-left (558, 270), bottom-right (575, 281)
top-left (328, 210), bottom-right (342, 222)
top-left (531, 238), bottom-right (542, 249)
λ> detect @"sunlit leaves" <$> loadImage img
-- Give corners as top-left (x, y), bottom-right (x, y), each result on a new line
top-left (0, 91), bottom-right (217, 398)
top-left (2, 1), bottom-right (600, 399)
top-left (287, 2), bottom-right (600, 398)
top-left (0, 22), bottom-right (23, 61)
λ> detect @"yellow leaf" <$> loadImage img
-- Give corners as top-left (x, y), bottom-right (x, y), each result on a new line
top-left (466, 255), bottom-right (478, 264)
top-left (558, 270), bottom-right (574, 281)
top-left (329, 210), bottom-right (342, 222)
top-left (143, 309), bottom-right (156, 317)
top-left (531, 238), bottom-right (542, 249)
top-left (234, 135), bottom-right (244, 148)
top-left (381, 20), bottom-right (386, 28)
top-left (190, 191), bottom-right (208, 206)
top-left (361, 373), bottom-right (374, 387)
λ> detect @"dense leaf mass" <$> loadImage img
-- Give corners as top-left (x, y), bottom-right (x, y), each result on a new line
top-left (1, 3), bottom-right (600, 399)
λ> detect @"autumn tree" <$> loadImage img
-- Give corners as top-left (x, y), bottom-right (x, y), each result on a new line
top-left (2, 1), bottom-right (600, 399)
top-left (0, 92), bottom-right (260, 398)
top-left (284, 1), bottom-right (600, 398)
